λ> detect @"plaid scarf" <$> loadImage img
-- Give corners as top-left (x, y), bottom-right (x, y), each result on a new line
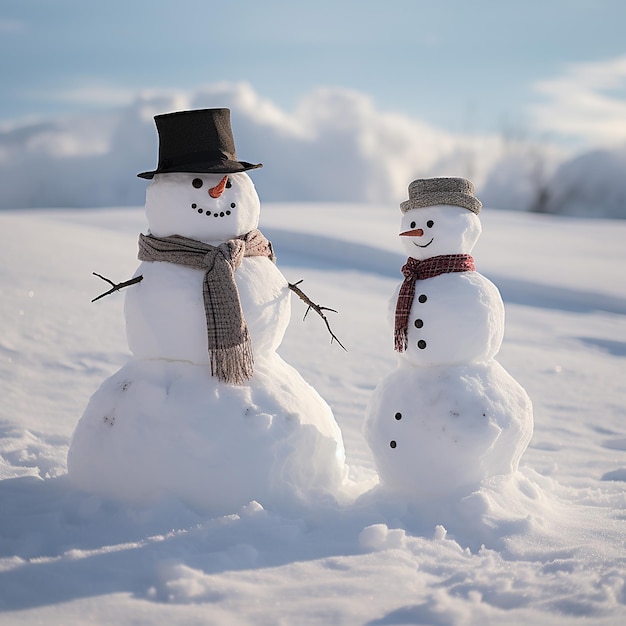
top-left (394, 254), bottom-right (475, 352)
top-left (138, 229), bottom-right (275, 384)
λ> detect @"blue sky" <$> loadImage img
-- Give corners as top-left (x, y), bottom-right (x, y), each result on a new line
top-left (2, 0), bottom-right (626, 145)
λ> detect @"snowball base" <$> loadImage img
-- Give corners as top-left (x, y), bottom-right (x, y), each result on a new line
top-left (364, 360), bottom-right (533, 498)
top-left (68, 355), bottom-right (347, 514)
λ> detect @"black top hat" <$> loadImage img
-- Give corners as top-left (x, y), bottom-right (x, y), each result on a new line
top-left (137, 108), bottom-right (262, 179)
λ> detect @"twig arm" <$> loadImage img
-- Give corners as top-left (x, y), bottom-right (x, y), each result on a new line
top-left (288, 280), bottom-right (346, 351)
top-left (91, 273), bottom-right (143, 302)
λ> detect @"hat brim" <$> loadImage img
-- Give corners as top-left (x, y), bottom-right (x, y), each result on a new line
top-left (400, 192), bottom-right (482, 214)
top-left (137, 160), bottom-right (263, 180)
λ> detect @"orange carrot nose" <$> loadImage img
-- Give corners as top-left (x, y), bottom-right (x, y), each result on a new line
top-left (209, 176), bottom-right (228, 198)
top-left (400, 228), bottom-right (424, 237)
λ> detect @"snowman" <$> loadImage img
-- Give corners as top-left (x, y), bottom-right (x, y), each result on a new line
top-left (364, 178), bottom-right (533, 498)
top-left (68, 108), bottom-right (347, 513)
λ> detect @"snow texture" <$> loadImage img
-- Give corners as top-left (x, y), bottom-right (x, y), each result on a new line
top-left (1, 203), bottom-right (625, 625)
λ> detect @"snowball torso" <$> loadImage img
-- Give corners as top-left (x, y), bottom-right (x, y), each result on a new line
top-left (125, 257), bottom-right (290, 363)
top-left (392, 271), bottom-right (504, 367)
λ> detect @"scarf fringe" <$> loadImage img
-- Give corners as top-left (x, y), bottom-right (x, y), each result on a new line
top-left (394, 328), bottom-right (408, 353)
top-left (210, 338), bottom-right (255, 384)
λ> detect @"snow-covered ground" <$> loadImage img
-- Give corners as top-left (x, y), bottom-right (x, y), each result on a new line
top-left (1, 203), bottom-right (625, 624)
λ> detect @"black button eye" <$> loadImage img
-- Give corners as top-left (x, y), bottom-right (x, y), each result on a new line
top-left (192, 178), bottom-right (203, 189)
top-left (225, 179), bottom-right (232, 189)
top-left (426, 220), bottom-right (434, 228)
top-left (410, 221), bottom-right (416, 228)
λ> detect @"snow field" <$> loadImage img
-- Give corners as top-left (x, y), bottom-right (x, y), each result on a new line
top-left (0, 204), bottom-right (625, 624)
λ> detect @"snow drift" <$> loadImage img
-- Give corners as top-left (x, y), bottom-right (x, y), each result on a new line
top-left (3, 82), bottom-right (625, 218)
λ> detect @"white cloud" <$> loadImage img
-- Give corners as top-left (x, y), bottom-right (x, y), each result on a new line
top-left (25, 79), bottom-right (140, 108)
top-left (531, 55), bottom-right (626, 146)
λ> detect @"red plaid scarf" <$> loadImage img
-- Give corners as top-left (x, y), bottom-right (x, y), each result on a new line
top-left (394, 254), bottom-right (475, 352)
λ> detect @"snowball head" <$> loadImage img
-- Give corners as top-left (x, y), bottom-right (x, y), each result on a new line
top-left (144, 172), bottom-right (261, 242)
top-left (400, 205), bottom-right (482, 260)
top-left (364, 361), bottom-right (534, 498)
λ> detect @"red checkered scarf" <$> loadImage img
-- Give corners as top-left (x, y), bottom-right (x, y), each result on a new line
top-left (394, 254), bottom-right (475, 352)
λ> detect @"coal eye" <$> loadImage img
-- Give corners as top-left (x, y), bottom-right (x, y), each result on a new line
top-left (410, 221), bottom-right (416, 228)
top-left (192, 178), bottom-right (203, 189)
top-left (426, 220), bottom-right (434, 228)
top-left (225, 178), bottom-right (232, 189)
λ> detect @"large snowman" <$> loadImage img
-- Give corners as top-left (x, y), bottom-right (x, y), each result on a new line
top-left (364, 178), bottom-right (533, 498)
top-left (68, 109), bottom-right (347, 513)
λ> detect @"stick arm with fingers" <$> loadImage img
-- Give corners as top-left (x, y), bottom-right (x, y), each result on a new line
top-left (91, 273), bottom-right (143, 302)
top-left (288, 280), bottom-right (346, 351)
top-left (90, 273), bottom-right (346, 350)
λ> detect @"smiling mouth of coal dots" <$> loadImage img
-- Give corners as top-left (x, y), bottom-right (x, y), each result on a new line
top-left (190, 202), bottom-right (236, 217)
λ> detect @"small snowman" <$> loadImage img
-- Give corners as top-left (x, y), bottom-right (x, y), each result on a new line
top-left (68, 109), bottom-right (347, 513)
top-left (364, 178), bottom-right (533, 498)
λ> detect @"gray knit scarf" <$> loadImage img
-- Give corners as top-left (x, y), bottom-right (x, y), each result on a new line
top-left (137, 229), bottom-right (275, 384)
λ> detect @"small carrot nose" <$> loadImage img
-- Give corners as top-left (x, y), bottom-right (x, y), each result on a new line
top-left (400, 228), bottom-right (424, 237)
top-left (209, 176), bottom-right (228, 198)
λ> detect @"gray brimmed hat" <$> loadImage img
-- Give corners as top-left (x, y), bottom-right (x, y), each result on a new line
top-left (400, 177), bottom-right (482, 214)
top-left (137, 108), bottom-right (262, 179)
